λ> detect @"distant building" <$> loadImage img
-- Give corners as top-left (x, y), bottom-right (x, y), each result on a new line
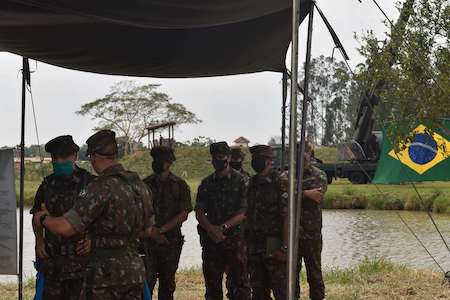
top-left (233, 136), bottom-right (250, 148)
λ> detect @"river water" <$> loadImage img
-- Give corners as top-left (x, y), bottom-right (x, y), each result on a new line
top-left (1, 209), bottom-right (450, 282)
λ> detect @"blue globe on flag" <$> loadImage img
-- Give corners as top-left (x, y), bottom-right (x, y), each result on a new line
top-left (408, 133), bottom-right (438, 165)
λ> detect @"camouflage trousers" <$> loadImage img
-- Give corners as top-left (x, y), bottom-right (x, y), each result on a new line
top-left (202, 235), bottom-right (251, 300)
top-left (248, 254), bottom-right (287, 300)
top-left (144, 239), bottom-right (184, 300)
top-left (43, 277), bottom-right (84, 300)
top-left (296, 238), bottom-right (325, 300)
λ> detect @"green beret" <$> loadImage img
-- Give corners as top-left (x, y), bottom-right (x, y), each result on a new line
top-left (86, 130), bottom-right (118, 156)
top-left (45, 135), bottom-right (79, 157)
top-left (249, 145), bottom-right (274, 158)
top-left (210, 142), bottom-right (231, 156)
top-left (150, 146), bottom-right (176, 162)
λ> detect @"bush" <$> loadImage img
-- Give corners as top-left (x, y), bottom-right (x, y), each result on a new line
top-left (368, 194), bottom-right (386, 210)
top-left (343, 186), bottom-right (356, 196)
top-left (384, 198), bottom-right (405, 210)
top-left (432, 194), bottom-right (450, 213)
top-left (323, 193), bottom-right (368, 209)
top-left (404, 194), bottom-right (422, 211)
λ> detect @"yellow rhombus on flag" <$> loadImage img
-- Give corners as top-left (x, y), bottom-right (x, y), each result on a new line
top-left (389, 124), bottom-right (450, 175)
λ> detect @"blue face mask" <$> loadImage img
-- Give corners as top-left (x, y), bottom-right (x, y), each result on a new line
top-left (52, 161), bottom-right (75, 177)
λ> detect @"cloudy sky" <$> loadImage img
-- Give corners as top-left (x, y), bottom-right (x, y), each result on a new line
top-left (0, 0), bottom-right (398, 148)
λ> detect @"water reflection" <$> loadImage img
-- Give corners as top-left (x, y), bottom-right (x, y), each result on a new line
top-left (322, 210), bottom-right (450, 271)
top-left (1, 209), bottom-right (449, 283)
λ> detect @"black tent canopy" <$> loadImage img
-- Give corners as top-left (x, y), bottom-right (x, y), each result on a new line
top-left (0, 0), bottom-right (312, 77)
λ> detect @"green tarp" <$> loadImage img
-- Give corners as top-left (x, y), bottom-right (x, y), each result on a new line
top-left (373, 120), bottom-right (450, 184)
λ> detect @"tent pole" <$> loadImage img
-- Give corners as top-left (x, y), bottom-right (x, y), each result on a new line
top-left (281, 71), bottom-right (288, 169)
top-left (287, 0), bottom-right (301, 298)
top-left (18, 57), bottom-right (29, 300)
top-left (295, 0), bottom-right (314, 255)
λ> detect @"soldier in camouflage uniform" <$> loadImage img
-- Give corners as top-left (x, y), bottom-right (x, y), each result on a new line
top-left (34, 130), bottom-right (155, 300)
top-left (143, 145), bottom-right (192, 300)
top-left (246, 145), bottom-right (289, 300)
top-left (226, 146), bottom-right (251, 297)
top-left (31, 135), bottom-right (95, 300)
top-left (195, 142), bottom-right (251, 300)
top-left (230, 147), bottom-right (250, 181)
top-left (296, 142), bottom-right (328, 300)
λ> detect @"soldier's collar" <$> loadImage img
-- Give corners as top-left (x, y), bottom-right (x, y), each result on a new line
top-left (213, 169), bottom-right (232, 181)
top-left (256, 173), bottom-right (272, 183)
top-left (101, 163), bottom-right (125, 176)
top-left (157, 171), bottom-right (177, 182)
top-left (71, 166), bottom-right (84, 184)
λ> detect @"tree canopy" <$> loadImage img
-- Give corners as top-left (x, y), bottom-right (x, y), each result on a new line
top-left (77, 81), bottom-right (201, 152)
top-left (354, 0), bottom-right (450, 144)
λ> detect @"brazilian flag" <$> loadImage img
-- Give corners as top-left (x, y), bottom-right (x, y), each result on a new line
top-left (373, 119), bottom-right (450, 184)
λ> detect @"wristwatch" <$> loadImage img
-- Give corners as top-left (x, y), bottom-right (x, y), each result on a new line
top-left (39, 213), bottom-right (49, 227)
top-left (221, 223), bottom-right (229, 232)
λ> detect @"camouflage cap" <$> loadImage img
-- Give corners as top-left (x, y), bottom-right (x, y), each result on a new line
top-left (231, 147), bottom-right (245, 161)
top-left (150, 145), bottom-right (176, 162)
top-left (45, 135), bottom-right (80, 157)
top-left (249, 145), bottom-right (274, 158)
top-left (86, 130), bottom-right (118, 156)
top-left (209, 141), bottom-right (231, 156)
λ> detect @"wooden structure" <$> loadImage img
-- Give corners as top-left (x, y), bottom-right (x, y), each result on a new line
top-left (146, 121), bottom-right (176, 149)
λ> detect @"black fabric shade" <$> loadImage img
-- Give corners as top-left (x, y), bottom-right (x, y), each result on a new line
top-left (0, 0), bottom-right (312, 77)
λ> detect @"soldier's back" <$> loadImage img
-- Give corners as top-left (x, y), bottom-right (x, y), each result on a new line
top-left (75, 164), bottom-right (152, 291)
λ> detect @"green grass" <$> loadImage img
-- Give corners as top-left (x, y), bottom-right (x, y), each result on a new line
top-left (2, 259), bottom-right (448, 300)
top-left (315, 146), bottom-right (338, 163)
top-left (17, 180), bottom-right (41, 207)
top-left (323, 179), bottom-right (450, 213)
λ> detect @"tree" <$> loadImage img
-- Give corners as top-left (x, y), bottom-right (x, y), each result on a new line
top-left (268, 136), bottom-right (282, 145)
top-left (354, 0), bottom-right (450, 145)
top-left (77, 81), bottom-right (201, 154)
top-left (185, 136), bottom-right (216, 147)
top-left (298, 55), bottom-right (353, 146)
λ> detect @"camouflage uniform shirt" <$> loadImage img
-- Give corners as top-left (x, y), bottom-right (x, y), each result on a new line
top-left (143, 172), bottom-right (192, 239)
top-left (195, 168), bottom-right (248, 237)
top-left (299, 166), bottom-right (328, 240)
top-left (246, 170), bottom-right (288, 253)
top-left (64, 164), bottom-right (154, 288)
top-left (30, 166), bottom-right (95, 280)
